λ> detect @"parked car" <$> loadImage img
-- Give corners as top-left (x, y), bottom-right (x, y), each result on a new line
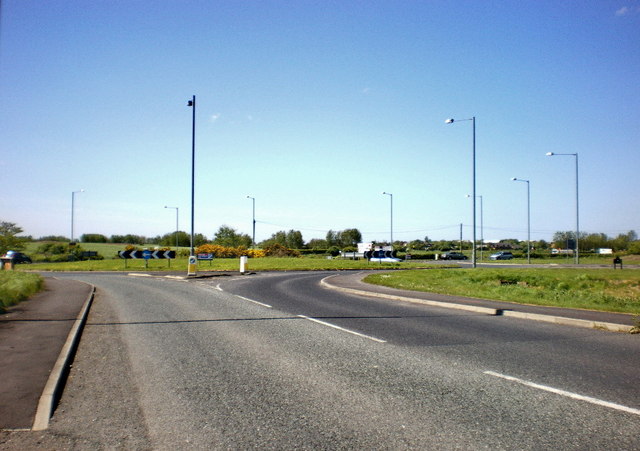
top-left (4, 251), bottom-right (32, 264)
top-left (489, 251), bottom-right (514, 260)
top-left (440, 252), bottom-right (468, 260)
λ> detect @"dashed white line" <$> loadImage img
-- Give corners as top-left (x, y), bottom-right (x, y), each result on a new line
top-left (213, 283), bottom-right (272, 308)
top-left (484, 371), bottom-right (640, 416)
top-left (235, 295), bottom-right (272, 308)
top-left (297, 315), bottom-right (386, 343)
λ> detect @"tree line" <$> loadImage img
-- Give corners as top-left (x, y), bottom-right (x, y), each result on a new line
top-left (2, 219), bottom-right (638, 255)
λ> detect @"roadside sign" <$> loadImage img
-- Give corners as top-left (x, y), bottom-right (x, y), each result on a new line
top-left (119, 250), bottom-right (176, 259)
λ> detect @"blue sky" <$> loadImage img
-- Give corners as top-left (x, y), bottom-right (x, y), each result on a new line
top-left (1, 1), bottom-right (639, 244)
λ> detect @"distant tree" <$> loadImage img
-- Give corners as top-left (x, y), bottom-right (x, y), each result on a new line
top-left (610, 230), bottom-right (637, 252)
top-left (194, 233), bottom-right (208, 247)
top-left (213, 225), bottom-right (251, 248)
top-left (552, 231), bottom-right (575, 249)
top-left (408, 239), bottom-right (425, 250)
top-left (0, 221), bottom-right (27, 255)
top-left (261, 231), bottom-right (287, 248)
top-left (37, 235), bottom-right (68, 242)
top-left (160, 231), bottom-right (191, 247)
top-left (532, 240), bottom-right (549, 250)
top-left (628, 241), bottom-right (640, 255)
top-left (581, 233), bottom-right (609, 251)
top-left (81, 233), bottom-right (108, 243)
top-left (325, 230), bottom-right (339, 247)
top-left (286, 230), bottom-right (304, 249)
top-left (307, 238), bottom-right (328, 249)
top-left (110, 234), bottom-right (146, 245)
top-left (337, 228), bottom-right (362, 248)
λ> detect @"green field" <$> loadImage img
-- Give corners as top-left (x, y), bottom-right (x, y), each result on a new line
top-left (365, 268), bottom-right (640, 314)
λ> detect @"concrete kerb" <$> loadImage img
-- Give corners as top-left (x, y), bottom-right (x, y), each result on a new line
top-left (32, 284), bottom-right (96, 431)
top-left (320, 275), bottom-right (634, 334)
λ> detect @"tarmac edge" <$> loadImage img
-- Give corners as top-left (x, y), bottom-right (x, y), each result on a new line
top-left (32, 284), bottom-right (96, 431)
top-left (320, 274), bottom-right (634, 333)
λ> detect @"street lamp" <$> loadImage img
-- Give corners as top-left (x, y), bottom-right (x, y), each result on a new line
top-left (164, 206), bottom-right (179, 248)
top-left (187, 95), bottom-right (196, 257)
top-left (466, 194), bottom-right (483, 262)
top-left (71, 189), bottom-right (84, 243)
top-left (381, 192), bottom-right (393, 246)
top-left (511, 178), bottom-right (531, 264)
top-left (546, 152), bottom-right (579, 264)
top-left (246, 196), bottom-right (255, 248)
top-left (446, 116), bottom-right (477, 267)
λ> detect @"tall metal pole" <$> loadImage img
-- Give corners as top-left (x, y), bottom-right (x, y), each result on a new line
top-left (472, 116), bottom-right (476, 268)
top-left (467, 194), bottom-right (483, 261)
top-left (188, 95), bottom-right (196, 256)
top-left (446, 117), bottom-right (476, 267)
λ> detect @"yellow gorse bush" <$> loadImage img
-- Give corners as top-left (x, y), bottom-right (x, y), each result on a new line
top-left (195, 244), bottom-right (265, 258)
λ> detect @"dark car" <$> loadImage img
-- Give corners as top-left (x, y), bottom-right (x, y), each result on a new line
top-left (440, 252), bottom-right (468, 260)
top-left (489, 251), bottom-right (514, 260)
top-left (5, 251), bottom-right (32, 264)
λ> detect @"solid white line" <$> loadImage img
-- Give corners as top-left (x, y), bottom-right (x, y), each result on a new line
top-left (484, 371), bottom-right (640, 416)
top-left (297, 315), bottom-right (386, 343)
top-left (235, 295), bottom-right (272, 308)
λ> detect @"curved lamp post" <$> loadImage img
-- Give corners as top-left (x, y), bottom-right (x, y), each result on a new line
top-left (546, 152), bottom-right (579, 264)
top-left (187, 95), bottom-right (196, 256)
top-left (381, 192), bottom-right (393, 246)
top-left (511, 178), bottom-right (531, 264)
top-left (446, 117), bottom-right (476, 267)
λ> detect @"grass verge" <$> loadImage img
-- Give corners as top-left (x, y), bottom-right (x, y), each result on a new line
top-left (0, 272), bottom-right (44, 312)
top-left (364, 268), bottom-right (640, 314)
top-left (20, 257), bottom-right (446, 272)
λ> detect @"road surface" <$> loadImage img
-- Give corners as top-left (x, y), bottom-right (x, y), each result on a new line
top-left (3, 271), bottom-right (638, 449)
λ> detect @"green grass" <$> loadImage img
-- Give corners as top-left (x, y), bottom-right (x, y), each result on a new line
top-left (364, 268), bottom-right (640, 314)
top-left (0, 272), bottom-right (43, 312)
top-left (20, 256), bottom-right (445, 272)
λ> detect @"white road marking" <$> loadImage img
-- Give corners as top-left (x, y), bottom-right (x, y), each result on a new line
top-left (297, 315), bottom-right (386, 343)
top-left (235, 295), bottom-right (272, 308)
top-left (484, 371), bottom-right (640, 416)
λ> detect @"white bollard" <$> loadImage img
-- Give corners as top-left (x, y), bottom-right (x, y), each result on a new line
top-left (240, 255), bottom-right (248, 274)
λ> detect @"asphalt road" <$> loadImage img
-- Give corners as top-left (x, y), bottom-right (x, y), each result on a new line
top-left (4, 271), bottom-right (639, 449)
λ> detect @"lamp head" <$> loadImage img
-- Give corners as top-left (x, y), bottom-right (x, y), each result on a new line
top-left (445, 118), bottom-right (454, 124)
top-left (511, 177), bottom-right (517, 181)
top-left (546, 152), bottom-right (554, 156)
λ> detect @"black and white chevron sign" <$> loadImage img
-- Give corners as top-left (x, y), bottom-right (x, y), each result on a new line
top-left (118, 250), bottom-right (176, 259)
